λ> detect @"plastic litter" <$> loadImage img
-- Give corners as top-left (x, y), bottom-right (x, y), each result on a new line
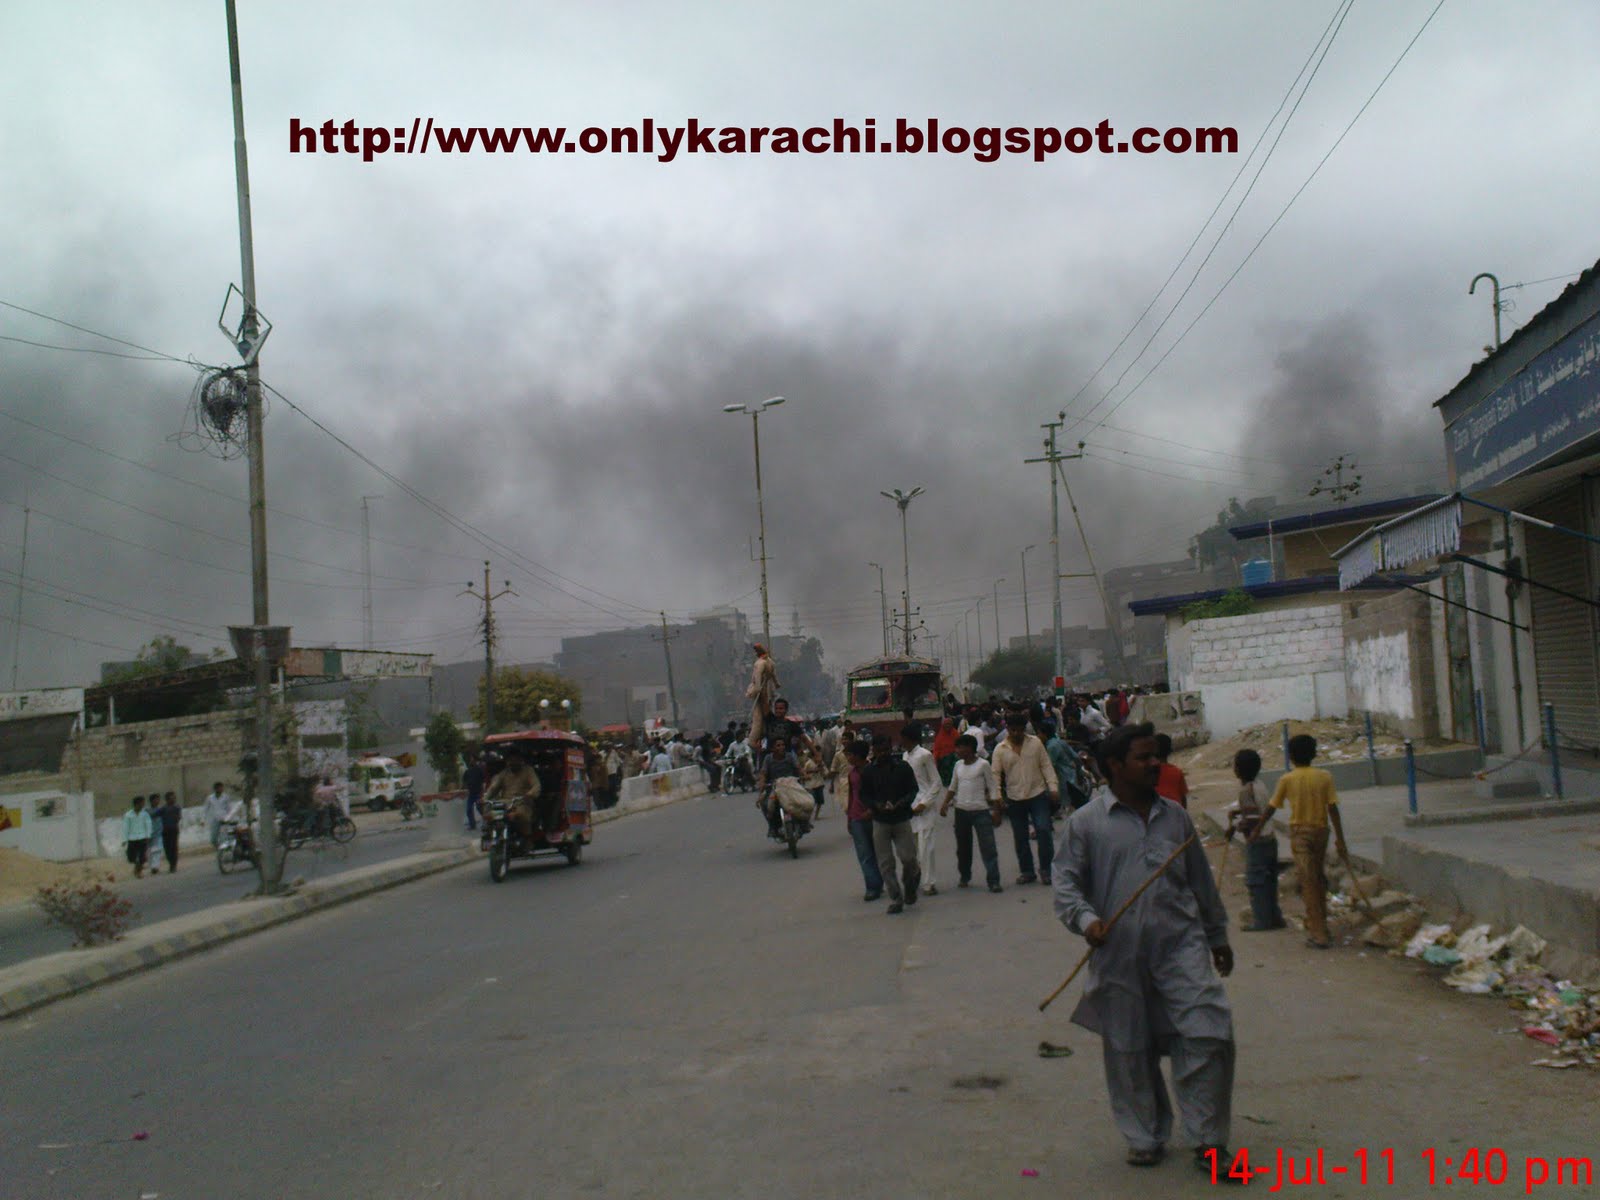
top-left (1523, 1026), bottom-right (1562, 1046)
top-left (1020, 1169), bottom-right (1040, 1178)
top-left (1404, 923), bottom-right (1453, 958)
top-left (1037, 1041), bottom-right (1074, 1058)
top-left (1420, 945), bottom-right (1461, 967)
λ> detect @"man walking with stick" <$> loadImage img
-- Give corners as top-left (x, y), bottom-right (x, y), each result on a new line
top-left (1050, 722), bottom-right (1238, 1177)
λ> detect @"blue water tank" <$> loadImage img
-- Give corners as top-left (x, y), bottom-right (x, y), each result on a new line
top-left (1240, 558), bottom-right (1273, 587)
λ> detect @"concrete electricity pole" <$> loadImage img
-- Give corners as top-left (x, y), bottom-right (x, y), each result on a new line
top-left (463, 563), bottom-right (514, 733)
top-left (1020, 544), bottom-right (1035, 651)
top-left (654, 613), bottom-right (681, 729)
top-left (1026, 419), bottom-right (1080, 690)
top-left (360, 495), bottom-right (380, 650)
top-left (723, 396), bottom-right (786, 648)
top-left (8, 502), bottom-right (28, 689)
top-left (868, 561), bottom-right (889, 656)
top-left (992, 577), bottom-right (1004, 650)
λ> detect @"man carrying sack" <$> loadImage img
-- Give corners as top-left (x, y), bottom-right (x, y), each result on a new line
top-left (1051, 721), bottom-right (1239, 1177)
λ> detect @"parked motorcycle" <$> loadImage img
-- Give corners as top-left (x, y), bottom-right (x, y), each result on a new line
top-left (395, 786), bottom-right (422, 822)
top-left (215, 821), bottom-right (260, 875)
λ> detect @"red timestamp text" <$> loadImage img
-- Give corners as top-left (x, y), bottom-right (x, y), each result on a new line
top-left (1201, 1146), bottom-right (1594, 1192)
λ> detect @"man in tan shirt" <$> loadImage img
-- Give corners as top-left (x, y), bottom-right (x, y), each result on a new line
top-left (483, 750), bottom-right (544, 838)
top-left (991, 711), bottom-right (1060, 885)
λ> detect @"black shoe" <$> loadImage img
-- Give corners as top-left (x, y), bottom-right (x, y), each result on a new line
top-left (988, 882), bottom-right (1004, 893)
top-left (1196, 1146), bottom-right (1246, 1183)
top-left (1127, 1146), bottom-right (1165, 1167)
top-left (1016, 873), bottom-right (1037, 885)
top-left (957, 878), bottom-right (970, 888)
top-left (887, 901), bottom-right (904, 915)
top-left (863, 892), bottom-right (882, 902)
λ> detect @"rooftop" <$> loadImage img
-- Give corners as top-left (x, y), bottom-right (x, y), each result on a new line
top-left (1227, 494), bottom-right (1443, 541)
top-left (1127, 572), bottom-right (1434, 617)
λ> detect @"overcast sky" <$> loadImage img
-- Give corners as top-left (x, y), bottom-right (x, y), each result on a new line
top-left (1, 0), bottom-right (1596, 691)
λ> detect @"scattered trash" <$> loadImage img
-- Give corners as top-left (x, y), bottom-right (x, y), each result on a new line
top-left (37, 1143), bottom-right (71, 1150)
top-left (1523, 1026), bottom-right (1562, 1046)
top-left (1037, 1041), bottom-right (1074, 1058)
top-left (1242, 1115), bottom-right (1275, 1126)
top-left (1532, 1058), bottom-right (1579, 1069)
top-left (1421, 945), bottom-right (1461, 967)
top-left (952, 1074), bottom-right (1006, 1090)
top-left (130, 1132), bottom-right (150, 1142)
top-left (1404, 923), bottom-right (1453, 958)
top-left (1020, 1168), bottom-right (1039, 1177)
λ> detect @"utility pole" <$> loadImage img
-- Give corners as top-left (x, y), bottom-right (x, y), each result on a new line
top-left (360, 495), bottom-right (380, 650)
top-left (223, 0), bottom-right (288, 895)
top-left (976, 596), bottom-right (986, 660)
top-left (1020, 544), bottom-right (1035, 651)
top-left (1025, 419), bottom-right (1071, 689)
top-left (1309, 453), bottom-right (1363, 507)
top-left (1469, 272), bottom-right (1504, 350)
top-left (992, 577), bottom-right (1004, 651)
top-left (462, 562), bottom-right (514, 733)
top-left (653, 612), bottom-right (681, 729)
top-left (8, 501), bottom-right (29, 689)
top-left (868, 561), bottom-right (889, 656)
top-left (1058, 438), bottom-right (1130, 681)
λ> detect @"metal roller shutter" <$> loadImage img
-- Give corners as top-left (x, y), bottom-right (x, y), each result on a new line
top-left (1525, 483), bottom-right (1600, 752)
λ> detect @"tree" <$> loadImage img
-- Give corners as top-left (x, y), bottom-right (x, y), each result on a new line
top-left (423, 710), bottom-right (466, 788)
top-left (1189, 496), bottom-right (1276, 573)
top-left (472, 666), bottom-right (581, 732)
top-left (970, 646), bottom-right (1056, 696)
top-left (102, 635), bottom-right (221, 684)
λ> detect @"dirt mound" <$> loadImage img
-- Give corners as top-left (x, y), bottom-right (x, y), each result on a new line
top-left (0, 847), bottom-right (122, 906)
top-left (1176, 716), bottom-right (1471, 774)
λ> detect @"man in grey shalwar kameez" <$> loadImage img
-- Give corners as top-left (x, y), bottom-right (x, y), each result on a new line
top-left (1052, 721), bottom-right (1238, 1174)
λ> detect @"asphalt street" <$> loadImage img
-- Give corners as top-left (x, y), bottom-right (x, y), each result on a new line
top-left (0, 822), bottom-right (431, 969)
top-left (2, 793), bottom-right (1594, 1199)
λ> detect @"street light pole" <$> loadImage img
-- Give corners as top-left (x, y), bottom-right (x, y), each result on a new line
top-left (1021, 545), bottom-right (1035, 650)
top-left (724, 397), bottom-right (786, 648)
top-left (880, 487), bottom-right (924, 655)
top-left (992, 577), bottom-right (1004, 650)
top-left (976, 596), bottom-right (986, 660)
top-left (868, 561), bottom-right (889, 656)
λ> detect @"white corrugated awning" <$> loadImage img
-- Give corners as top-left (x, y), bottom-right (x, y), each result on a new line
top-left (1333, 494), bottom-right (1462, 589)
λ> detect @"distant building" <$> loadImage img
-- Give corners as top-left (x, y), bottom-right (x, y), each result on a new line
top-left (1103, 561), bottom-right (1232, 685)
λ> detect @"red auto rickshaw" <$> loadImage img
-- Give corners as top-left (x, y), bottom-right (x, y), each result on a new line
top-left (481, 729), bottom-right (594, 881)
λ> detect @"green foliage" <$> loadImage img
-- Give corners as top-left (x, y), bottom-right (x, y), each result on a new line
top-left (101, 635), bottom-right (214, 684)
top-left (472, 666), bottom-right (581, 732)
top-left (970, 646), bottom-right (1056, 695)
top-left (423, 710), bottom-right (466, 788)
top-left (344, 682), bottom-right (384, 750)
top-left (1180, 588), bottom-right (1257, 621)
top-left (1188, 496), bottom-right (1276, 572)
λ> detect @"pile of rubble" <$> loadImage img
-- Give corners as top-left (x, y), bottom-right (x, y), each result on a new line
top-left (1179, 716), bottom-right (1421, 773)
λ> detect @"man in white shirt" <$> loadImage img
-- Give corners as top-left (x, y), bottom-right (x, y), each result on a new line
top-left (940, 733), bottom-right (1003, 892)
top-left (1080, 702), bottom-right (1112, 741)
top-left (900, 723), bottom-right (946, 896)
top-left (202, 781), bottom-right (234, 848)
top-left (650, 744), bottom-right (674, 774)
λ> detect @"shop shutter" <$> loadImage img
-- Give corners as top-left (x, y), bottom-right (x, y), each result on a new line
top-left (1525, 483), bottom-right (1600, 752)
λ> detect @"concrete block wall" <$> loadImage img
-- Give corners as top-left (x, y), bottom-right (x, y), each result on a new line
top-left (1344, 589), bottom-right (1441, 739)
top-left (1184, 605), bottom-right (1347, 739)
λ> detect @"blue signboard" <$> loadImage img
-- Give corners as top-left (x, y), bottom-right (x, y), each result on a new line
top-left (1446, 311), bottom-right (1600, 491)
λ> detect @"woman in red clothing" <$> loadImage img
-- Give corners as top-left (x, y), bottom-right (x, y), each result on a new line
top-left (1153, 732), bottom-right (1189, 808)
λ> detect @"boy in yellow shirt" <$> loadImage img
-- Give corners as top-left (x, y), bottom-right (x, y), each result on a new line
top-left (1245, 734), bottom-right (1348, 948)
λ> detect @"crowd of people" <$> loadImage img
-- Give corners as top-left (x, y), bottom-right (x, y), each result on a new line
top-left (119, 780), bottom-right (248, 878)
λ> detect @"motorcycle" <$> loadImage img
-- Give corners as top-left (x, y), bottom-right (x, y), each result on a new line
top-left (719, 754), bottom-right (755, 795)
top-left (279, 805), bottom-right (357, 850)
top-left (214, 821), bottom-right (260, 874)
top-left (759, 777), bottom-right (814, 859)
top-left (394, 785), bottom-right (422, 822)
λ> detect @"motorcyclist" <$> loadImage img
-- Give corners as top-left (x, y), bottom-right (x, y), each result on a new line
top-left (757, 735), bottom-right (800, 837)
top-left (725, 732), bottom-right (755, 789)
top-left (482, 749), bottom-right (543, 839)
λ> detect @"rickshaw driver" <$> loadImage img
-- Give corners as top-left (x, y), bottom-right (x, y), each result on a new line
top-left (483, 748), bottom-right (543, 838)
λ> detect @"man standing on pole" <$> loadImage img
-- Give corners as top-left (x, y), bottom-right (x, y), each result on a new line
top-left (1052, 721), bottom-right (1237, 1175)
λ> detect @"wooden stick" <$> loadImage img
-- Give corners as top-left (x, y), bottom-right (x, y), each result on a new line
top-left (1338, 844), bottom-right (1378, 918)
top-left (1215, 836), bottom-right (1231, 889)
top-left (1038, 831), bottom-right (1198, 1012)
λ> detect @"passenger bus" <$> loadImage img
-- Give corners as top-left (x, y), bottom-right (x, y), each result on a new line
top-left (842, 655), bottom-right (945, 740)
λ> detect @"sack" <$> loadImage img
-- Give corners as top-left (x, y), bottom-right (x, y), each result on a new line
top-left (772, 777), bottom-right (816, 821)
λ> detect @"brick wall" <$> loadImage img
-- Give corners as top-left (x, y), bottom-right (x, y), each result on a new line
top-left (1182, 604), bottom-right (1348, 739)
top-left (1344, 589), bottom-right (1441, 738)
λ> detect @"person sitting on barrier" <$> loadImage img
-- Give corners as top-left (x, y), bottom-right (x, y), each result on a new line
top-left (483, 748), bottom-right (543, 839)
top-left (758, 735), bottom-right (800, 835)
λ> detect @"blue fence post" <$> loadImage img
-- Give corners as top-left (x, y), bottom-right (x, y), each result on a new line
top-left (1405, 739), bottom-right (1417, 816)
top-left (1282, 721), bottom-right (1291, 773)
top-left (1365, 711), bottom-right (1379, 785)
top-left (1473, 689), bottom-right (1488, 761)
top-left (1545, 703), bottom-right (1562, 799)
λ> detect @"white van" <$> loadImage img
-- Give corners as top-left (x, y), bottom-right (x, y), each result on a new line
top-left (347, 755), bottom-right (415, 811)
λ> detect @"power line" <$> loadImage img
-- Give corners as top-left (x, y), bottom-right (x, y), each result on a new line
top-left (1078, 0), bottom-right (1452, 434)
top-left (0, 333), bottom-right (171, 362)
top-left (1059, 0), bottom-right (1355, 421)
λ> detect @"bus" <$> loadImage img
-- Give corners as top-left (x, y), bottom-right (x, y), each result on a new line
top-left (842, 654), bottom-right (945, 739)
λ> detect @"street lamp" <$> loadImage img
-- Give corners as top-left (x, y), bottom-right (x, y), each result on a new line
top-left (867, 561), bottom-right (889, 656)
top-left (879, 486), bottom-right (924, 654)
top-left (1021, 545), bottom-right (1036, 650)
top-left (723, 396), bottom-right (786, 647)
top-left (992, 577), bottom-right (1005, 651)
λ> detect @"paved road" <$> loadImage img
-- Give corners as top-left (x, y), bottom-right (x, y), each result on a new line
top-left (0, 822), bottom-right (432, 969)
top-left (2, 793), bottom-right (1594, 1198)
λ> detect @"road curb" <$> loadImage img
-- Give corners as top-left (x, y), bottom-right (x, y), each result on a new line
top-left (0, 784), bottom-right (712, 1020)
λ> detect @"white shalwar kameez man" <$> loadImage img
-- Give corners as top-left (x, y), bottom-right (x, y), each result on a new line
top-left (903, 736), bottom-right (945, 895)
top-left (1052, 723), bottom-right (1236, 1172)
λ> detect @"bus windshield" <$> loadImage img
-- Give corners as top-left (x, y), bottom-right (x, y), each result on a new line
top-left (850, 678), bottom-right (893, 709)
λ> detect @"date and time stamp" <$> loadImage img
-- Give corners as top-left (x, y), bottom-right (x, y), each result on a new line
top-left (1200, 1147), bottom-right (1594, 1192)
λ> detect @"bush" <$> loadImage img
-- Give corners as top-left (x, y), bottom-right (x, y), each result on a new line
top-left (34, 876), bottom-right (135, 947)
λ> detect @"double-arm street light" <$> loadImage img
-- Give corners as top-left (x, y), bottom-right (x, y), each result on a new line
top-left (723, 396), bottom-right (786, 647)
top-left (880, 486), bottom-right (924, 654)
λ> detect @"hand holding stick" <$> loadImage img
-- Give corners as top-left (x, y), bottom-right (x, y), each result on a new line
top-left (1039, 831), bottom-right (1198, 1012)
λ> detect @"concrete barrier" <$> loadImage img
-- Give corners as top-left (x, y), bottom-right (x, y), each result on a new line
top-left (0, 791), bottom-right (99, 862)
top-left (620, 766), bottom-right (705, 807)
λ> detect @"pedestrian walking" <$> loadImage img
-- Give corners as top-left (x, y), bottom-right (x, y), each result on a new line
top-left (1227, 749), bottom-right (1284, 931)
top-left (991, 711), bottom-right (1059, 885)
top-left (860, 734), bottom-right (920, 914)
top-left (841, 741), bottom-right (883, 902)
top-left (1153, 733), bottom-right (1190, 808)
top-left (939, 734), bottom-right (1002, 892)
top-left (463, 752), bottom-right (485, 830)
top-left (1043, 720), bottom-right (1092, 811)
top-left (123, 796), bottom-right (152, 879)
top-left (603, 745), bottom-right (622, 809)
top-left (799, 745), bottom-right (826, 819)
top-left (1245, 734), bottom-right (1347, 949)
top-left (901, 723), bottom-right (944, 895)
top-left (202, 780), bottom-right (233, 848)
top-left (1053, 722), bottom-right (1237, 1174)
top-left (156, 791), bottom-right (183, 873)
